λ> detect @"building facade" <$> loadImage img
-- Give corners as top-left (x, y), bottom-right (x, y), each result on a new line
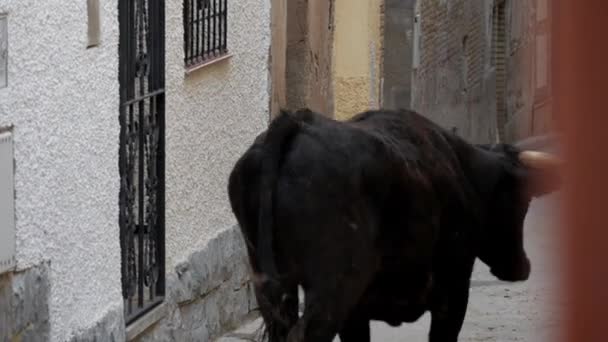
top-left (0, 0), bottom-right (555, 340)
top-left (410, 0), bottom-right (553, 143)
top-left (270, 0), bottom-right (384, 120)
top-left (0, 0), bottom-right (270, 340)
top-left (502, 0), bottom-right (553, 141)
top-left (0, 1), bottom-right (123, 340)
top-left (409, 0), bottom-right (496, 143)
top-left (275, 0), bottom-right (553, 142)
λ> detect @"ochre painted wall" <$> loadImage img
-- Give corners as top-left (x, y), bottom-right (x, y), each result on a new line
top-left (333, 0), bottom-right (383, 120)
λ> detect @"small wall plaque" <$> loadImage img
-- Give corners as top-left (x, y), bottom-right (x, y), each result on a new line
top-left (0, 14), bottom-right (7, 88)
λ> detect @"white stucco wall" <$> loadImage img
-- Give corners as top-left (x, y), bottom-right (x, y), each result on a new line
top-left (165, 0), bottom-right (270, 268)
top-left (0, 0), bottom-right (271, 338)
top-left (0, 1), bottom-right (123, 341)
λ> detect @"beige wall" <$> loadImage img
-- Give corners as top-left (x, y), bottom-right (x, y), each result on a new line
top-left (333, 0), bottom-right (383, 120)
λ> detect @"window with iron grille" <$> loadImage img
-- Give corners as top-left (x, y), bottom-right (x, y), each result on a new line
top-left (119, 0), bottom-right (166, 324)
top-left (183, 0), bottom-right (228, 68)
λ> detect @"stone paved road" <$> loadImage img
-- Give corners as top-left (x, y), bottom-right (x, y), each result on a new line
top-left (219, 193), bottom-right (564, 342)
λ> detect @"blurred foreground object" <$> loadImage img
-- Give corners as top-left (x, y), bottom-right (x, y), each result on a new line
top-left (554, 1), bottom-right (608, 341)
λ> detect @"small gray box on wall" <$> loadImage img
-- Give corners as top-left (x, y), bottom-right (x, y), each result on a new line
top-left (0, 14), bottom-right (7, 88)
top-left (0, 131), bottom-right (15, 274)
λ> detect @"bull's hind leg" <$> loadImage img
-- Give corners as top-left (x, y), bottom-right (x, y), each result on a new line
top-left (286, 288), bottom-right (365, 342)
top-left (338, 315), bottom-right (371, 342)
top-left (285, 262), bottom-right (374, 342)
top-left (254, 279), bottom-right (299, 342)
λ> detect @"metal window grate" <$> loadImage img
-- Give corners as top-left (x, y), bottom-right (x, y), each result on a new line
top-left (119, 0), bottom-right (166, 324)
top-left (183, 0), bottom-right (228, 67)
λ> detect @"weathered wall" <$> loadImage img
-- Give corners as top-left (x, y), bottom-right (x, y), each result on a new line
top-left (502, 0), bottom-right (553, 141)
top-left (0, 263), bottom-right (51, 342)
top-left (369, 0), bottom-right (384, 114)
top-left (411, 0), bottom-right (496, 143)
top-left (306, 0), bottom-right (335, 115)
top-left (0, 0), bottom-right (124, 340)
top-left (382, 0), bottom-right (415, 110)
top-left (285, 0), bottom-right (309, 112)
top-left (284, 0), bottom-right (334, 115)
top-left (333, 0), bottom-right (383, 120)
top-left (270, 0), bottom-right (287, 117)
top-left (412, 0), bottom-right (552, 143)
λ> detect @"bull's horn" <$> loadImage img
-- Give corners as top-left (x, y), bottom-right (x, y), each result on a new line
top-left (518, 151), bottom-right (562, 169)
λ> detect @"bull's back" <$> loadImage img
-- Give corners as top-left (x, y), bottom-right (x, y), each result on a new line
top-left (272, 113), bottom-right (442, 291)
top-left (270, 118), bottom-right (392, 284)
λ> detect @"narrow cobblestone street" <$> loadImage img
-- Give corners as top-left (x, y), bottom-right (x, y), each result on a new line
top-left (219, 193), bottom-right (563, 342)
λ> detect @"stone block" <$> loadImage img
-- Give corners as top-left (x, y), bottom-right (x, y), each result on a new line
top-left (67, 306), bottom-right (125, 342)
top-left (132, 225), bottom-right (257, 341)
top-left (0, 262), bottom-right (50, 342)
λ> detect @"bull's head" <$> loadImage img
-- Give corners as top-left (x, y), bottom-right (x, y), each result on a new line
top-left (474, 144), bottom-right (561, 282)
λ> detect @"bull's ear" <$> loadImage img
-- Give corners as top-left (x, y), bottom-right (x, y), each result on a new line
top-left (518, 151), bottom-right (563, 197)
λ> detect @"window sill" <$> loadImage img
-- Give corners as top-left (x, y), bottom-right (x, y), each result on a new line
top-left (125, 302), bottom-right (168, 341)
top-left (185, 53), bottom-right (233, 75)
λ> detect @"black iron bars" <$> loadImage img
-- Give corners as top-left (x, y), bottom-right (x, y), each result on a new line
top-left (184, 0), bottom-right (228, 67)
top-left (119, 0), bottom-right (166, 325)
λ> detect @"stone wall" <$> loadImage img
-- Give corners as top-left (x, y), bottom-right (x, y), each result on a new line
top-left (411, 0), bottom-right (553, 143)
top-left (0, 262), bottom-right (51, 342)
top-left (129, 227), bottom-right (257, 342)
top-left (67, 306), bottom-right (124, 342)
top-left (0, 226), bottom-right (256, 342)
top-left (412, 0), bottom-right (497, 143)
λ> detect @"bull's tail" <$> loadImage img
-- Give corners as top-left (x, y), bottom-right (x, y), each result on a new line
top-left (256, 111), bottom-right (299, 281)
top-left (243, 111), bottom-right (301, 341)
top-left (257, 111), bottom-right (301, 341)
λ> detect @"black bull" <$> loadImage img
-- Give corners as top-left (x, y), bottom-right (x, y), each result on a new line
top-left (228, 109), bottom-right (560, 342)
